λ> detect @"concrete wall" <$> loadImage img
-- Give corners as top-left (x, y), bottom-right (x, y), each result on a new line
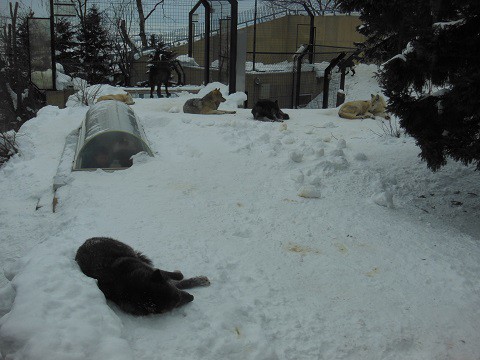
top-left (179, 65), bottom-right (322, 109)
top-left (245, 69), bottom-right (323, 109)
top-left (245, 15), bottom-right (362, 63)
top-left (171, 14), bottom-right (363, 66)
top-left (46, 89), bottom-right (75, 109)
top-left (128, 14), bottom-right (363, 108)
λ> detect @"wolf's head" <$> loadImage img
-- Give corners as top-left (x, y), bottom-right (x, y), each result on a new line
top-left (272, 100), bottom-right (290, 120)
top-left (124, 93), bottom-right (135, 105)
top-left (125, 268), bottom-right (194, 315)
top-left (211, 88), bottom-right (226, 103)
top-left (369, 94), bottom-right (387, 113)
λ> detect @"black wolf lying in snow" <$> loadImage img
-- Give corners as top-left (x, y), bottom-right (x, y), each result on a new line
top-left (252, 99), bottom-right (290, 122)
top-left (75, 237), bottom-right (210, 315)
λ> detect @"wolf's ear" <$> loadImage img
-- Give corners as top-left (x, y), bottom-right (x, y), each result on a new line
top-left (151, 269), bottom-right (165, 282)
top-left (275, 100), bottom-right (278, 104)
top-left (371, 94), bottom-right (375, 99)
top-left (375, 94), bottom-right (380, 100)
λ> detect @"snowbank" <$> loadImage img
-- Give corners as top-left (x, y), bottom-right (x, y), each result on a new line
top-left (1, 65), bottom-right (479, 360)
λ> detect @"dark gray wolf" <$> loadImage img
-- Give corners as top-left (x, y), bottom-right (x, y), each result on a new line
top-left (341, 58), bottom-right (356, 76)
top-left (183, 88), bottom-right (236, 115)
top-left (337, 55), bottom-right (358, 76)
top-left (252, 99), bottom-right (290, 122)
top-left (148, 52), bottom-right (173, 98)
top-left (75, 237), bottom-right (210, 316)
top-left (147, 47), bottom-right (184, 99)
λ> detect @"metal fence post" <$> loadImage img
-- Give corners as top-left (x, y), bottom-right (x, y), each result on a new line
top-left (293, 50), bottom-right (308, 109)
top-left (188, 0), bottom-right (211, 85)
top-left (228, 0), bottom-right (238, 94)
top-left (323, 52), bottom-right (345, 108)
top-left (302, 4), bottom-right (315, 65)
top-left (49, 0), bottom-right (57, 90)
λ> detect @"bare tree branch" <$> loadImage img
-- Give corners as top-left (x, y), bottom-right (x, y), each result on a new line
top-left (69, 0), bottom-right (89, 29)
top-left (145, 1), bottom-right (164, 21)
top-left (135, 0), bottom-right (147, 48)
top-left (105, 1), bottom-right (140, 86)
top-left (9, 2), bottom-right (21, 112)
top-left (136, 0), bottom-right (165, 49)
top-left (261, 0), bottom-right (341, 15)
top-left (119, 19), bottom-right (138, 52)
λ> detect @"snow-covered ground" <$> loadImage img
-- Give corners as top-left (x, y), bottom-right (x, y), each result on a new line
top-left (1, 65), bottom-right (479, 360)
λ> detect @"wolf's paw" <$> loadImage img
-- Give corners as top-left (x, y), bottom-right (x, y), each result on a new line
top-left (170, 270), bottom-right (184, 280)
top-left (195, 276), bottom-right (211, 287)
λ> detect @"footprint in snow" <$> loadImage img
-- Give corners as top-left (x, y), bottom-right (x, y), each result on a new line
top-left (233, 229), bottom-right (252, 238)
top-left (337, 139), bottom-right (347, 149)
top-left (372, 191), bottom-right (394, 208)
top-left (298, 185), bottom-right (321, 198)
top-left (354, 152), bottom-right (368, 161)
top-left (290, 151), bottom-right (304, 163)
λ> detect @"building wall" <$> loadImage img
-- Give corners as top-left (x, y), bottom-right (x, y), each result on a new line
top-left (176, 65), bottom-right (322, 109)
top-left (130, 15), bottom-right (364, 108)
top-left (170, 14), bottom-right (363, 66)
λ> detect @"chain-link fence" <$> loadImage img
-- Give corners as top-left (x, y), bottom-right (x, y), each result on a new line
top-left (34, 1), bottom-right (363, 106)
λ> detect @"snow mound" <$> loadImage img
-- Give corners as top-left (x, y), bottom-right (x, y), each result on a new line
top-left (0, 240), bottom-right (133, 360)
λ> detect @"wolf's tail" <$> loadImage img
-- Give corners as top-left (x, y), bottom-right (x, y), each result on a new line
top-left (338, 110), bottom-right (360, 119)
top-left (135, 251), bottom-right (153, 265)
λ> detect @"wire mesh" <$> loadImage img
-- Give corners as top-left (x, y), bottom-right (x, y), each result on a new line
top-left (42, 1), bottom-right (362, 104)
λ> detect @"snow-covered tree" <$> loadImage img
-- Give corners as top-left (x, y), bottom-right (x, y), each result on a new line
top-left (338, 0), bottom-right (431, 62)
top-left (338, 0), bottom-right (480, 170)
top-left (55, 17), bottom-right (79, 76)
top-left (106, 2), bottom-right (140, 86)
top-left (0, 4), bottom-right (43, 131)
top-left (75, 5), bottom-right (113, 84)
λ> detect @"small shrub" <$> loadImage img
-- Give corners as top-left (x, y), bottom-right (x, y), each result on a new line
top-left (379, 118), bottom-right (402, 138)
top-left (71, 79), bottom-right (103, 106)
top-left (370, 118), bottom-right (403, 138)
top-left (0, 131), bottom-right (18, 166)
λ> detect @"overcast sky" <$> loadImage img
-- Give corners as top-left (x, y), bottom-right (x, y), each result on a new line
top-left (0, 0), bottom-right (49, 19)
top-left (0, 0), bottom-right (258, 21)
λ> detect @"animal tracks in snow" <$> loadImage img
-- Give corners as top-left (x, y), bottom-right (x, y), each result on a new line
top-left (182, 116), bottom-right (394, 209)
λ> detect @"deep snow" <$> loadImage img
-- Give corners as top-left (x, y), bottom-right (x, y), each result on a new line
top-left (0, 65), bottom-right (479, 360)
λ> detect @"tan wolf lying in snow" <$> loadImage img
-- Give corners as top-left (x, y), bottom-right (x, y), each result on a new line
top-left (338, 94), bottom-right (390, 120)
top-left (97, 93), bottom-right (135, 105)
top-left (183, 88), bottom-right (236, 115)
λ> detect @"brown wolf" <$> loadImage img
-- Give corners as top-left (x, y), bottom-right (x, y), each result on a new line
top-left (183, 88), bottom-right (236, 115)
top-left (97, 93), bottom-right (135, 105)
top-left (75, 237), bottom-right (210, 316)
top-left (338, 94), bottom-right (390, 120)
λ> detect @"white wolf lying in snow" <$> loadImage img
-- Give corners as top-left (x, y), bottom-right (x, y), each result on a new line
top-left (338, 94), bottom-right (390, 120)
